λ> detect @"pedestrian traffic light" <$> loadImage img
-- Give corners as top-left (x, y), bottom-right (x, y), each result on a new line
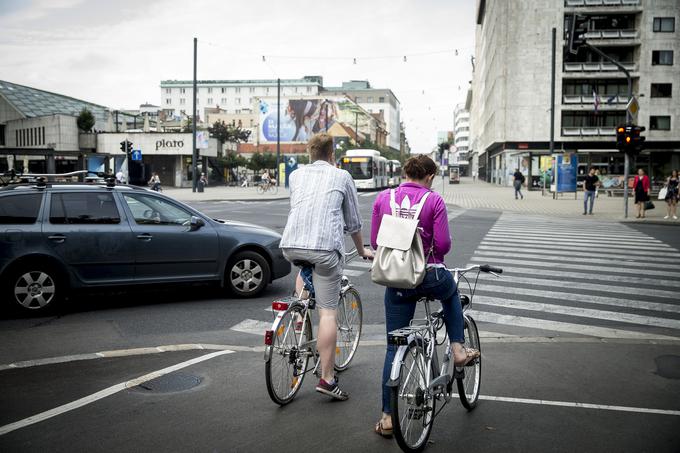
top-left (119, 141), bottom-right (126, 153)
top-left (126, 141), bottom-right (133, 155)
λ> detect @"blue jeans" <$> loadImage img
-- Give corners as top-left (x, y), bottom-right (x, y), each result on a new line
top-left (584, 190), bottom-right (595, 214)
top-left (381, 268), bottom-right (464, 413)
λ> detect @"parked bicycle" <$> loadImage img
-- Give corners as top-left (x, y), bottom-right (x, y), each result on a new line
top-left (264, 249), bottom-right (364, 405)
top-left (257, 181), bottom-right (278, 195)
top-left (387, 264), bottom-right (502, 452)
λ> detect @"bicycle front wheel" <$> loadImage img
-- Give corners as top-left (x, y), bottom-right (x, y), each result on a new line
top-left (269, 184), bottom-right (279, 195)
top-left (334, 287), bottom-right (362, 371)
top-left (265, 304), bottom-right (313, 405)
top-left (456, 315), bottom-right (481, 410)
top-left (391, 341), bottom-right (436, 453)
top-left (257, 185), bottom-right (265, 194)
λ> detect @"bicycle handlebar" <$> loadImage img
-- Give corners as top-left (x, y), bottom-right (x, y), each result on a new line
top-left (447, 264), bottom-right (503, 275)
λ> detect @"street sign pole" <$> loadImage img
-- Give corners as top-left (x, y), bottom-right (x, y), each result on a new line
top-left (124, 138), bottom-right (129, 184)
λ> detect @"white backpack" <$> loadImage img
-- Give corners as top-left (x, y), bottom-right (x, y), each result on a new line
top-left (371, 189), bottom-right (431, 289)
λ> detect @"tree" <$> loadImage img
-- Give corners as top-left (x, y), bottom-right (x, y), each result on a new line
top-left (209, 120), bottom-right (251, 144)
top-left (247, 152), bottom-right (277, 172)
top-left (77, 108), bottom-right (95, 132)
top-left (182, 116), bottom-right (193, 133)
top-left (296, 154), bottom-right (310, 165)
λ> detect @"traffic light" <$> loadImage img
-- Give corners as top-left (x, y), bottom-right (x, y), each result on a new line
top-left (120, 141), bottom-right (126, 153)
top-left (615, 124), bottom-right (646, 154)
top-left (126, 141), bottom-right (133, 155)
top-left (629, 125), bottom-right (645, 154)
top-left (566, 14), bottom-right (589, 55)
top-left (616, 125), bottom-right (626, 149)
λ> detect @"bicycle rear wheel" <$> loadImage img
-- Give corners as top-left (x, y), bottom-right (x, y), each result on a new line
top-left (456, 315), bottom-right (481, 410)
top-left (391, 341), bottom-right (436, 453)
top-left (334, 287), bottom-right (362, 371)
top-left (269, 184), bottom-right (279, 195)
top-left (265, 304), bottom-right (313, 405)
top-left (257, 184), bottom-right (265, 194)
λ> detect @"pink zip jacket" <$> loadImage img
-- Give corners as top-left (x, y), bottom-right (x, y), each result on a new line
top-left (370, 182), bottom-right (452, 264)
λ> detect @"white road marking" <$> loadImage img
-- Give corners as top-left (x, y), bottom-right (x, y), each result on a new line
top-left (488, 227), bottom-right (652, 240)
top-left (342, 269), bottom-right (365, 277)
top-left (230, 319), bottom-right (272, 336)
top-left (487, 231), bottom-right (665, 245)
top-left (475, 395), bottom-right (680, 416)
top-left (482, 237), bottom-right (673, 252)
top-left (447, 210), bottom-right (466, 222)
top-left (479, 241), bottom-right (680, 258)
top-left (473, 263), bottom-right (680, 288)
top-left (0, 350), bottom-right (233, 436)
top-left (476, 245), bottom-right (680, 263)
top-left (469, 311), bottom-right (677, 340)
top-left (0, 344), bottom-right (234, 372)
top-left (474, 285), bottom-right (680, 314)
top-left (474, 295), bottom-right (680, 330)
top-left (473, 250), bottom-right (680, 270)
top-left (346, 260), bottom-right (373, 269)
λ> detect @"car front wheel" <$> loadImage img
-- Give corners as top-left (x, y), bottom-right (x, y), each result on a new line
top-left (4, 264), bottom-right (63, 314)
top-left (225, 251), bottom-right (270, 297)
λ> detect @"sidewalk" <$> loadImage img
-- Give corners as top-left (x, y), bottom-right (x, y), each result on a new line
top-left (437, 177), bottom-right (679, 224)
top-left (162, 185), bottom-right (290, 202)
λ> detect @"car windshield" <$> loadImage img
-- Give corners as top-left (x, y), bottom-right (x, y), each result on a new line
top-left (341, 158), bottom-right (373, 180)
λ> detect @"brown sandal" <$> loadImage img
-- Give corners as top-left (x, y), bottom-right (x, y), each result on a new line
top-left (374, 420), bottom-right (393, 438)
top-left (454, 348), bottom-right (481, 367)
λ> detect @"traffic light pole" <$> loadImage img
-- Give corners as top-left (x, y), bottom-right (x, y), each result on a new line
top-left (124, 139), bottom-right (129, 184)
top-left (191, 37), bottom-right (198, 193)
top-left (583, 42), bottom-right (633, 218)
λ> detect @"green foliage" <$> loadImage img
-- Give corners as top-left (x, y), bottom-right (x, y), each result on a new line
top-left (296, 154), bottom-right (310, 165)
top-left (77, 108), bottom-right (95, 132)
top-left (247, 152), bottom-right (277, 171)
top-left (220, 152), bottom-right (247, 169)
top-left (209, 120), bottom-right (251, 144)
top-left (182, 116), bottom-right (193, 133)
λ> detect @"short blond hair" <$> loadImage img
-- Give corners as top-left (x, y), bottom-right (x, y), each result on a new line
top-left (307, 133), bottom-right (334, 161)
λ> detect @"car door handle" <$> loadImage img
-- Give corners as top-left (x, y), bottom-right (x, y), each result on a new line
top-left (48, 234), bottom-right (66, 243)
top-left (137, 233), bottom-right (153, 241)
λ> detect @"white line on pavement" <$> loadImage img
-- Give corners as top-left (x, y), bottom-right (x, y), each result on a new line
top-left (472, 250), bottom-right (680, 270)
top-left (474, 295), bottom-right (680, 330)
top-left (476, 395), bottom-right (680, 416)
top-left (476, 245), bottom-right (680, 263)
top-left (479, 241), bottom-right (680, 258)
top-left (342, 269), bottom-right (365, 277)
top-left (0, 350), bottom-right (233, 436)
top-left (489, 226), bottom-right (649, 238)
top-left (487, 231), bottom-right (664, 245)
top-left (469, 311), bottom-right (677, 340)
top-left (230, 319), bottom-right (272, 336)
top-left (346, 260), bottom-right (373, 269)
top-left (482, 237), bottom-right (673, 251)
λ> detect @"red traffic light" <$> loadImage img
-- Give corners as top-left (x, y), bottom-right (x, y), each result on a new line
top-left (625, 136), bottom-right (631, 143)
top-left (617, 127), bottom-right (625, 133)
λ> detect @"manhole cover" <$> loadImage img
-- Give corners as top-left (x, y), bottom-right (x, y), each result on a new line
top-left (654, 355), bottom-right (680, 379)
top-left (129, 373), bottom-right (203, 393)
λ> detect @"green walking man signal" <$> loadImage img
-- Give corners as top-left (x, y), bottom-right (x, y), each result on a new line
top-left (615, 125), bottom-right (645, 154)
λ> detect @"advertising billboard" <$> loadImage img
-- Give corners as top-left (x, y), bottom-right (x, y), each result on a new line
top-left (258, 97), bottom-right (360, 143)
top-left (555, 153), bottom-right (578, 193)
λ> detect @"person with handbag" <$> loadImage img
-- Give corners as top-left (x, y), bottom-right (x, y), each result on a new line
top-left (663, 170), bottom-right (678, 220)
top-left (634, 168), bottom-right (651, 218)
top-left (370, 154), bottom-right (479, 437)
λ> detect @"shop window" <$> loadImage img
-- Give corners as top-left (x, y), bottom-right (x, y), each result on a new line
top-left (653, 17), bottom-right (675, 32)
top-left (0, 193), bottom-right (43, 224)
top-left (49, 193), bottom-right (121, 224)
top-left (650, 116), bottom-right (671, 130)
top-left (650, 83), bottom-right (672, 98)
top-left (652, 50), bottom-right (674, 65)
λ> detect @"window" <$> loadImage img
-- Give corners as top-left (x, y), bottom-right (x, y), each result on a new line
top-left (651, 83), bottom-right (672, 97)
top-left (652, 50), bottom-right (674, 65)
top-left (165, 88), bottom-right (171, 94)
top-left (249, 119), bottom-right (254, 127)
top-left (379, 96), bottom-right (385, 103)
top-left (249, 87), bottom-right (255, 93)
top-left (235, 87), bottom-right (240, 93)
top-left (653, 17), bottom-right (675, 32)
top-left (356, 97), bottom-right (363, 102)
top-left (306, 86), bottom-right (312, 93)
top-left (266, 87), bottom-right (270, 94)
top-left (180, 88), bottom-right (186, 94)
top-left (123, 193), bottom-right (193, 226)
top-left (367, 97), bottom-right (373, 103)
top-left (235, 97), bottom-right (241, 105)
top-left (49, 193), bottom-right (120, 224)
top-left (221, 87), bottom-right (226, 93)
top-left (166, 98), bottom-right (171, 105)
top-left (207, 87), bottom-right (212, 93)
top-left (179, 98), bottom-right (186, 105)
top-left (207, 98), bottom-right (213, 104)
top-left (650, 116), bottom-right (671, 130)
top-left (221, 97), bottom-right (227, 104)
top-left (294, 87), bottom-right (298, 93)
top-left (0, 193), bottom-right (43, 224)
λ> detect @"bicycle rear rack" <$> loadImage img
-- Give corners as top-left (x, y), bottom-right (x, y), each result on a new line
top-left (387, 325), bottom-right (430, 346)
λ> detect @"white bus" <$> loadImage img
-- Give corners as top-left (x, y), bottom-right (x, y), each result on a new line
top-left (339, 149), bottom-right (388, 190)
top-left (388, 160), bottom-right (402, 187)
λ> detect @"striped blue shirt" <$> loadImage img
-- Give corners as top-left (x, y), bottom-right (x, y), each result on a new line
top-left (281, 160), bottom-right (362, 254)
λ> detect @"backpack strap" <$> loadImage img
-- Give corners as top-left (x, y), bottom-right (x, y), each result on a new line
top-left (389, 189), bottom-right (398, 216)
top-left (411, 191), bottom-right (431, 221)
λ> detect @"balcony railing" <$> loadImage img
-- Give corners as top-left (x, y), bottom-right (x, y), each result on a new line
top-left (583, 29), bottom-right (639, 39)
top-left (565, 0), bottom-right (640, 7)
top-left (562, 94), bottom-right (628, 104)
top-left (563, 62), bottom-right (637, 72)
top-left (562, 127), bottom-right (616, 136)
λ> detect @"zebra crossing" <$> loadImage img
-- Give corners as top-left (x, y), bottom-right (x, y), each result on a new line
top-left (467, 213), bottom-right (680, 340)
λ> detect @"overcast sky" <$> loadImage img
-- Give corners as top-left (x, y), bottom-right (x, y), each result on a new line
top-left (0, 0), bottom-right (475, 153)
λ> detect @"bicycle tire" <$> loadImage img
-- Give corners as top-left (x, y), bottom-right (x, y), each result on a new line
top-left (390, 341), bottom-right (436, 453)
top-left (257, 185), bottom-right (265, 194)
top-left (269, 184), bottom-right (279, 195)
top-left (456, 315), bottom-right (481, 410)
top-left (334, 287), bottom-right (362, 371)
top-left (265, 304), bottom-right (313, 405)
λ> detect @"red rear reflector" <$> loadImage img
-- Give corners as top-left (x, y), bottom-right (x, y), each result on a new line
top-left (272, 301), bottom-right (289, 312)
top-left (264, 330), bottom-right (274, 345)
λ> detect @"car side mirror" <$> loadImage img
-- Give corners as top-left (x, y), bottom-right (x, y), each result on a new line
top-left (189, 215), bottom-right (205, 231)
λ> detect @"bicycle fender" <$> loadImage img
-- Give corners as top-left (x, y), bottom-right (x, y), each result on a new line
top-left (388, 344), bottom-right (410, 382)
top-left (264, 311), bottom-right (286, 363)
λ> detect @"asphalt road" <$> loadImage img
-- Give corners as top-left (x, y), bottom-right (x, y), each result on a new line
top-left (1, 194), bottom-right (679, 452)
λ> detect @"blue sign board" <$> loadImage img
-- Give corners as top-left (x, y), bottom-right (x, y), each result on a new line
top-left (284, 155), bottom-right (298, 188)
top-left (555, 153), bottom-right (578, 192)
top-left (131, 150), bottom-right (142, 161)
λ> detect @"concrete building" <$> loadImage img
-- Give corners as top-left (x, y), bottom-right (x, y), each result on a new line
top-left (453, 103), bottom-right (471, 176)
top-left (322, 80), bottom-right (402, 152)
top-left (470, 0), bottom-right (679, 188)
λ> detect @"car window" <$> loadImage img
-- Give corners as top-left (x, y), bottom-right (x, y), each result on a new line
top-left (0, 193), bottom-right (43, 224)
top-left (123, 193), bottom-right (193, 226)
top-left (49, 192), bottom-right (121, 224)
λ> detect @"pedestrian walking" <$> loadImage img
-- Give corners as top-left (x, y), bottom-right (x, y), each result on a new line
top-left (240, 171), bottom-right (249, 187)
top-left (663, 169), bottom-right (679, 220)
top-left (198, 172), bottom-right (208, 192)
top-left (513, 168), bottom-right (525, 199)
top-left (583, 167), bottom-right (600, 215)
top-left (633, 168), bottom-right (651, 219)
top-left (472, 170), bottom-right (477, 182)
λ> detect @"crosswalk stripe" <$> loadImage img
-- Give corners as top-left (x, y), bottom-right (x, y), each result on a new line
top-left (474, 285), bottom-right (680, 314)
top-left (477, 273), bottom-right (679, 299)
top-left (343, 269), bottom-right (365, 277)
top-left (471, 262), bottom-right (680, 288)
top-left (469, 311), bottom-right (677, 341)
top-left (479, 241), bottom-right (680, 257)
top-left (474, 296), bottom-right (680, 330)
top-left (346, 260), bottom-right (373, 269)
top-left (472, 250), bottom-right (680, 270)
top-left (481, 237), bottom-right (672, 251)
top-left (230, 319), bottom-right (271, 335)
top-left (488, 228), bottom-right (654, 241)
top-left (477, 245), bottom-right (680, 264)
top-left (487, 231), bottom-right (664, 245)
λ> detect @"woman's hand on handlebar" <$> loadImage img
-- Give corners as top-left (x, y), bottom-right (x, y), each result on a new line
top-left (359, 247), bottom-right (374, 260)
